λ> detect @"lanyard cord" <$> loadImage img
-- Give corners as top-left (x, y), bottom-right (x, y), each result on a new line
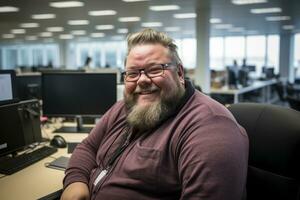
top-left (106, 127), bottom-right (132, 169)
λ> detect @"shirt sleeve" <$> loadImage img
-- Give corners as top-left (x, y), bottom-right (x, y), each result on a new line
top-left (177, 115), bottom-right (248, 200)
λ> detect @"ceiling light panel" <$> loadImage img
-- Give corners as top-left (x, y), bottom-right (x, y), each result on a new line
top-left (173, 13), bottom-right (196, 19)
top-left (141, 22), bottom-right (163, 27)
top-left (40, 32), bottom-right (53, 37)
top-left (71, 30), bottom-right (86, 35)
top-left (91, 33), bottom-right (105, 37)
top-left (251, 7), bottom-right (281, 14)
top-left (232, 0), bottom-right (267, 5)
top-left (0, 6), bottom-right (19, 13)
top-left (266, 16), bottom-right (291, 21)
top-left (95, 25), bottom-right (114, 30)
top-left (150, 5), bottom-right (180, 11)
top-left (118, 17), bottom-right (141, 22)
top-left (50, 1), bottom-right (84, 8)
top-left (88, 10), bottom-right (117, 16)
top-left (11, 29), bottom-right (26, 34)
top-left (214, 24), bottom-right (233, 29)
top-left (164, 27), bottom-right (180, 32)
top-left (117, 29), bottom-right (128, 34)
top-left (68, 20), bottom-right (89, 25)
top-left (46, 27), bottom-right (64, 32)
top-left (20, 23), bottom-right (39, 28)
top-left (2, 34), bottom-right (15, 39)
top-left (32, 14), bottom-right (56, 19)
top-left (282, 25), bottom-right (294, 30)
top-left (26, 36), bottom-right (38, 40)
top-left (122, 0), bottom-right (149, 2)
top-left (60, 34), bottom-right (74, 39)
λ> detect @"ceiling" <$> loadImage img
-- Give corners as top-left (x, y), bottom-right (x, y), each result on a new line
top-left (0, 0), bottom-right (299, 44)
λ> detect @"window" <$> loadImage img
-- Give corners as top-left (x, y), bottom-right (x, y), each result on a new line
top-left (267, 35), bottom-right (280, 74)
top-left (210, 37), bottom-right (224, 70)
top-left (294, 34), bottom-right (300, 77)
top-left (224, 36), bottom-right (245, 66)
top-left (246, 35), bottom-right (266, 75)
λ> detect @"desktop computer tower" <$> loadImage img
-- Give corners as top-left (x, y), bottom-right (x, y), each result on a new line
top-left (0, 99), bottom-right (42, 157)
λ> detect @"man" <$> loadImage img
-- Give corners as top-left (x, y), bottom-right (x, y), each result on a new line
top-left (61, 28), bottom-right (248, 200)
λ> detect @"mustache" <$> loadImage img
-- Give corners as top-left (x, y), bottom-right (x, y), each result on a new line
top-left (134, 85), bottom-right (160, 94)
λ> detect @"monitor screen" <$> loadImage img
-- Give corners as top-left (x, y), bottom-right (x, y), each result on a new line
top-left (0, 70), bottom-right (18, 105)
top-left (42, 72), bottom-right (117, 117)
top-left (16, 73), bottom-right (42, 100)
top-left (0, 99), bottom-right (42, 157)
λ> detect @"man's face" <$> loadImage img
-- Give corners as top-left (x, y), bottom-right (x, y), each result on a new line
top-left (123, 43), bottom-right (185, 131)
top-left (124, 44), bottom-right (185, 108)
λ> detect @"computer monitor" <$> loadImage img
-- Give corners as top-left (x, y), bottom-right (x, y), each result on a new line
top-left (0, 70), bottom-right (18, 105)
top-left (42, 72), bottom-right (117, 133)
top-left (16, 73), bottom-right (42, 100)
top-left (0, 99), bottom-right (42, 157)
top-left (226, 66), bottom-right (238, 89)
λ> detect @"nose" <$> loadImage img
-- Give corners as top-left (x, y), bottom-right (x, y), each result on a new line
top-left (137, 70), bottom-right (152, 86)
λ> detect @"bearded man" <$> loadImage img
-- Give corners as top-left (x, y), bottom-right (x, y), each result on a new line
top-left (61, 28), bottom-right (248, 200)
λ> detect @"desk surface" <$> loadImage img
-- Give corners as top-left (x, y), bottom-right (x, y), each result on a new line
top-left (0, 133), bottom-right (87, 200)
top-left (210, 79), bottom-right (277, 95)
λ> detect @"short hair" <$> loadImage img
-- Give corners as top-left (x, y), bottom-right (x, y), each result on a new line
top-left (125, 28), bottom-right (182, 65)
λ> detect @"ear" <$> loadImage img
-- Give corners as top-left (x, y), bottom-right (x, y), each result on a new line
top-left (177, 64), bottom-right (185, 84)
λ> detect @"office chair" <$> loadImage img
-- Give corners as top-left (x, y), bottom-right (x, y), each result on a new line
top-left (227, 103), bottom-right (300, 200)
top-left (286, 96), bottom-right (300, 112)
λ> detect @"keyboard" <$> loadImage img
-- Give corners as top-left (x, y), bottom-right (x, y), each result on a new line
top-left (0, 146), bottom-right (58, 175)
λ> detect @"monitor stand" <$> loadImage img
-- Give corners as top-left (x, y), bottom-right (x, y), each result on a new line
top-left (54, 116), bottom-right (92, 133)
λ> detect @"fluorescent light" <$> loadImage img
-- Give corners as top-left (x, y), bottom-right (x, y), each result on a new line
top-left (247, 30), bottom-right (259, 34)
top-left (0, 6), bottom-right (19, 13)
top-left (88, 10), bottom-right (117, 16)
top-left (164, 27), bottom-right (180, 32)
top-left (44, 38), bottom-right (55, 43)
top-left (71, 30), bottom-right (86, 35)
top-left (40, 32), bottom-right (53, 37)
top-left (95, 25), bottom-right (114, 30)
top-left (118, 17), bottom-right (141, 22)
top-left (173, 13), bottom-right (196, 19)
top-left (150, 5), bottom-right (180, 11)
top-left (32, 14), bottom-right (56, 19)
top-left (91, 33), bottom-right (105, 38)
top-left (251, 7), bottom-right (281, 14)
top-left (59, 34), bottom-right (74, 39)
top-left (2, 34), bottom-right (15, 39)
top-left (11, 29), bottom-right (26, 34)
top-left (232, 0), bottom-right (267, 5)
top-left (50, 1), bottom-right (84, 8)
top-left (68, 20), bottom-right (89, 25)
top-left (117, 28), bottom-right (128, 34)
top-left (20, 23), bottom-right (39, 28)
top-left (282, 25), bottom-right (294, 30)
top-left (141, 22), bottom-right (163, 27)
top-left (214, 24), bottom-right (233, 29)
top-left (26, 36), bottom-right (38, 40)
top-left (266, 16), bottom-right (291, 21)
top-left (122, 0), bottom-right (149, 2)
top-left (210, 18), bottom-right (222, 24)
top-left (46, 27), bottom-right (64, 32)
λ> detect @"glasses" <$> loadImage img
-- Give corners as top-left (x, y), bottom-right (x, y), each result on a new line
top-left (122, 63), bottom-right (175, 82)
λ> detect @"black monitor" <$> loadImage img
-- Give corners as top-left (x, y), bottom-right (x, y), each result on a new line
top-left (0, 70), bottom-right (18, 105)
top-left (16, 73), bottom-right (42, 100)
top-left (0, 99), bottom-right (42, 157)
top-left (42, 72), bottom-right (117, 133)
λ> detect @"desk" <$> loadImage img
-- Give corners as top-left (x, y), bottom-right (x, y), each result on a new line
top-left (0, 133), bottom-right (87, 200)
top-left (210, 79), bottom-right (278, 104)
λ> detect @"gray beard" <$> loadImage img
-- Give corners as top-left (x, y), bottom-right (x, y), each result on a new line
top-left (125, 83), bottom-right (185, 133)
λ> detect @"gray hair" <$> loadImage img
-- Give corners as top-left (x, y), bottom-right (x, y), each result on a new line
top-left (125, 28), bottom-right (182, 65)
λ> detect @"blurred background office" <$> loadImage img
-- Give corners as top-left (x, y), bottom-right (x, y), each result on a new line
top-left (0, 0), bottom-right (300, 108)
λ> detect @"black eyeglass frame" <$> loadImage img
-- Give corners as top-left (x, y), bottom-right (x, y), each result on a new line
top-left (122, 63), bottom-right (176, 82)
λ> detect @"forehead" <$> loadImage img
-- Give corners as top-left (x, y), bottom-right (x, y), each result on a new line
top-left (126, 44), bottom-right (170, 65)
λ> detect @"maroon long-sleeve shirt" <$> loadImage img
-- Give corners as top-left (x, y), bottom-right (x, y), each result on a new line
top-left (63, 82), bottom-right (248, 200)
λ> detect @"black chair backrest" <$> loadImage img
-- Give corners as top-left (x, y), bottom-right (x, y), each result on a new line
top-left (274, 82), bottom-right (286, 101)
top-left (228, 103), bottom-right (300, 200)
top-left (287, 96), bottom-right (300, 112)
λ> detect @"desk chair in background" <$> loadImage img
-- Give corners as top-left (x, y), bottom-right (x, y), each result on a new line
top-left (228, 103), bottom-right (300, 200)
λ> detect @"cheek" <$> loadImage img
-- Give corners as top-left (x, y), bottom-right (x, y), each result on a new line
top-left (125, 82), bottom-right (136, 94)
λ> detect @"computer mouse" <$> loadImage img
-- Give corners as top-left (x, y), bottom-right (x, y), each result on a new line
top-left (50, 135), bottom-right (67, 148)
